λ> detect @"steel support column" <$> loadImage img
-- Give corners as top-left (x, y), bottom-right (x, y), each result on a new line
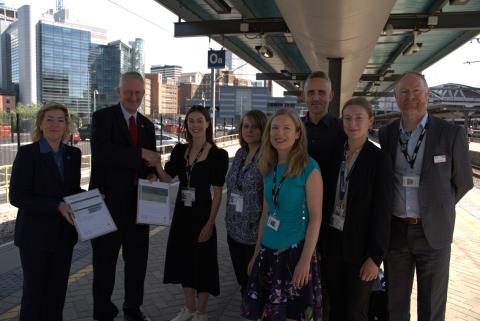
top-left (328, 58), bottom-right (343, 117)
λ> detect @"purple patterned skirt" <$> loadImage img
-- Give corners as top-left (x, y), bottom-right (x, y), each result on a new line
top-left (241, 240), bottom-right (323, 321)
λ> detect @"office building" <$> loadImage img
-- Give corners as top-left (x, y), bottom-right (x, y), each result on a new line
top-left (37, 21), bottom-right (91, 113)
top-left (145, 73), bottom-right (178, 116)
top-left (91, 39), bottom-right (145, 110)
top-left (179, 72), bottom-right (203, 85)
top-left (150, 64), bottom-right (182, 83)
top-left (0, 4), bottom-right (143, 114)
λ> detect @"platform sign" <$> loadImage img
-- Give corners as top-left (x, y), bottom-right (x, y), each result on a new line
top-left (208, 49), bottom-right (226, 69)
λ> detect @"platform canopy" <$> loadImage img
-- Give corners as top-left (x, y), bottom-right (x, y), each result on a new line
top-left (153, 0), bottom-right (480, 112)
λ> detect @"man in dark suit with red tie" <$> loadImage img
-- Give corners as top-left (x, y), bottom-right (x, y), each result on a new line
top-left (89, 71), bottom-right (156, 321)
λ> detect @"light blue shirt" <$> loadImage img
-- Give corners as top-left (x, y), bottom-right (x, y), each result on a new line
top-left (120, 103), bottom-right (137, 128)
top-left (392, 112), bottom-right (429, 219)
top-left (39, 136), bottom-right (65, 180)
top-left (261, 157), bottom-right (319, 249)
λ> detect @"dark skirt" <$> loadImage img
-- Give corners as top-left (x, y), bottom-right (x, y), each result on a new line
top-left (241, 240), bottom-right (323, 321)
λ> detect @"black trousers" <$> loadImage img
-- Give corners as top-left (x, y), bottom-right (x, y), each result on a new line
top-left (227, 235), bottom-right (255, 296)
top-left (19, 244), bottom-right (74, 321)
top-left (325, 227), bottom-right (373, 321)
top-left (91, 216), bottom-right (149, 320)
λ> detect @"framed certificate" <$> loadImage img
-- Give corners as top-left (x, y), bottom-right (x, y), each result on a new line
top-left (64, 188), bottom-right (117, 241)
top-left (137, 179), bottom-right (171, 226)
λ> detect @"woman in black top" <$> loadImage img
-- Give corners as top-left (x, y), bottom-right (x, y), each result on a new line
top-left (324, 97), bottom-right (392, 321)
top-left (150, 106), bottom-right (228, 321)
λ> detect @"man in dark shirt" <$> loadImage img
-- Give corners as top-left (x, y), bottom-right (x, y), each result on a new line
top-left (301, 71), bottom-right (346, 320)
top-left (301, 71), bottom-right (346, 245)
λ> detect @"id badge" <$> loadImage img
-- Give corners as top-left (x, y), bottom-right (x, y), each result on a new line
top-left (403, 176), bottom-right (420, 188)
top-left (230, 193), bottom-right (244, 213)
top-left (329, 205), bottom-right (345, 231)
top-left (434, 155), bottom-right (446, 163)
top-left (266, 215), bottom-right (280, 231)
top-left (181, 187), bottom-right (195, 207)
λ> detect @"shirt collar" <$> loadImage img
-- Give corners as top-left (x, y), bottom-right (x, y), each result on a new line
top-left (120, 103), bottom-right (137, 123)
top-left (399, 112), bottom-right (429, 134)
top-left (304, 112), bottom-right (335, 127)
top-left (39, 136), bottom-right (64, 154)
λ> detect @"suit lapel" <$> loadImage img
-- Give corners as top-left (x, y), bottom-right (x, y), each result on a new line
top-left (346, 140), bottom-right (370, 203)
top-left (62, 147), bottom-right (72, 193)
top-left (137, 114), bottom-right (146, 148)
top-left (40, 151), bottom-right (63, 184)
top-left (114, 104), bottom-right (133, 145)
top-left (421, 115), bottom-right (436, 178)
top-left (388, 120), bottom-right (400, 163)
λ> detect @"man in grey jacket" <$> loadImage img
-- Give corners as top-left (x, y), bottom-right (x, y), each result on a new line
top-left (379, 71), bottom-right (473, 321)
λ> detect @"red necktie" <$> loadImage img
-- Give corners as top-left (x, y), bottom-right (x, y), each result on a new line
top-left (129, 115), bottom-right (138, 146)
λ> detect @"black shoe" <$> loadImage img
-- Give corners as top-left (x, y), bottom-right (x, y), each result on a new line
top-left (124, 311), bottom-right (151, 321)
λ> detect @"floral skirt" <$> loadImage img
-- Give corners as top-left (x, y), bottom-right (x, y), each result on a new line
top-left (241, 240), bottom-right (323, 321)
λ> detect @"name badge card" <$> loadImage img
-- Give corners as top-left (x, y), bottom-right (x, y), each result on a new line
top-left (434, 155), bottom-right (446, 164)
top-left (266, 214), bottom-right (280, 231)
top-left (229, 193), bottom-right (244, 212)
top-left (181, 187), bottom-right (195, 207)
top-left (403, 176), bottom-right (420, 188)
top-left (329, 205), bottom-right (346, 231)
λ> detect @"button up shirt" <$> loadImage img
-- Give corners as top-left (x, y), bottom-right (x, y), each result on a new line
top-left (392, 112), bottom-right (429, 219)
top-left (39, 136), bottom-right (65, 180)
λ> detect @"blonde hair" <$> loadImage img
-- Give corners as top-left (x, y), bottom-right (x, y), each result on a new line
top-left (32, 102), bottom-right (72, 142)
top-left (258, 108), bottom-right (308, 177)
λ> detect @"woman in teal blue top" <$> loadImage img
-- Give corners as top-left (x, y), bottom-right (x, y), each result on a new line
top-left (241, 108), bottom-right (324, 321)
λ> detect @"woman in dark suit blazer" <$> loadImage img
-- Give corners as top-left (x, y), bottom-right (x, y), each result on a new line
top-left (324, 97), bottom-right (392, 321)
top-left (9, 102), bottom-right (82, 321)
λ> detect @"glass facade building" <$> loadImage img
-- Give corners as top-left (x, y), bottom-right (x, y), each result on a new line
top-left (91, 39), bottom-right (145, 110)
top-left (37, 22), bottom-right (91, 113)
top-left (2, 25), bottom-right (18, 87)
top-left (0, 5), bottom-right (144, 114)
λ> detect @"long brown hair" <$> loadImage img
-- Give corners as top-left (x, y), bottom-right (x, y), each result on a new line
top-left (184, 105), bottom-right (215, 146)
top-left (32, 102), bottom-right (72, 142)
top-left (257, 108), bottom-right (308, 177)
top-left (238, 110), bottom-right (267, 148)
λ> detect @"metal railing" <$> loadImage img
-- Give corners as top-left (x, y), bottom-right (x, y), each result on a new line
top-left (0, 135), bottom-right (239, 205)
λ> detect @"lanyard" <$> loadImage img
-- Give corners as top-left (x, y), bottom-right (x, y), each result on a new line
top-left (271, 163), bottom-right (287, 212)
top-left (235, 148), bottom-right (259, 191)
top-left (399, 122), bottom-right (428, 169)
top-left (186, 142), bottom-right (207, 187)
top-left (339, 142), bottom-right (359, 201)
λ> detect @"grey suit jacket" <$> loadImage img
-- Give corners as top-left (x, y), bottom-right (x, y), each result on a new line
top-left (379, 115), bottom-right (473, 249)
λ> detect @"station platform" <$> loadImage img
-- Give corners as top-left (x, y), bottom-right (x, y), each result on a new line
top-left (0, 144), bottom-right (479, 320)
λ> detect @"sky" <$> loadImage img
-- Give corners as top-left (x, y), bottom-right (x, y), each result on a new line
top-left (4, 0), bottom-right (480, 93)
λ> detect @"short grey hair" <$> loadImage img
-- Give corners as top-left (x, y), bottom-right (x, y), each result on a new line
top-left (303, 71), bottom-right (332, 91)
top-left (395, 71), bottom-right (428, 92)
top-left (118, 71), bottom-right (144, 88)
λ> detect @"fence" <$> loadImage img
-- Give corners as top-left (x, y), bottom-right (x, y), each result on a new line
top-left (0, 129), bottom-right (239, 205)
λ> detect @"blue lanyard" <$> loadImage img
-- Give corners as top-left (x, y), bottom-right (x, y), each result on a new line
top-left (272, 163), bottom-right (287, 211)
top-left (339, 143), bottom-right (359, 201)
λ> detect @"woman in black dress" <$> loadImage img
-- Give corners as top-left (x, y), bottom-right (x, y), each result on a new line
top-left (153, 106), bottom-right (228, 321)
